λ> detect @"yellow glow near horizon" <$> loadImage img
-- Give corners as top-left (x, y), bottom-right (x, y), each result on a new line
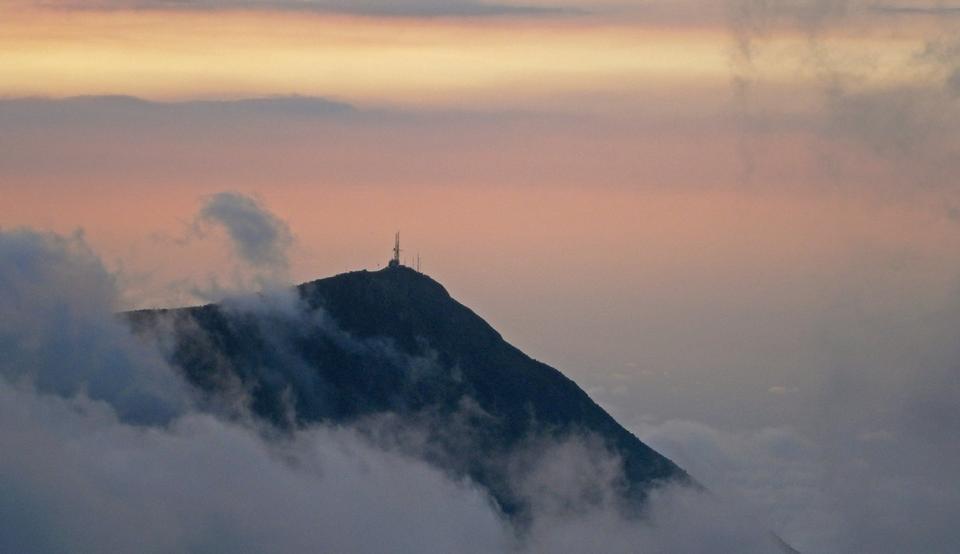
top-left (0, 7), bottom-right (932, 110)
top-left (0, 9), bottom-right (731, 107)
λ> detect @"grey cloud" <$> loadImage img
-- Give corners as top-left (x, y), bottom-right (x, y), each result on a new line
top-left (0, 229), bottom-right (185, 424)
top-left (727, 0), bottom-right (852, 59)
top-left (948, 67), bottom-right (960, 93)
top-left (498, 436), bottom-right (783, 553)
top-left (0, 227), bottom-right (507, 553)
top-left (0, 95), bottom-right (357, 124)
top-left (725, 0), bottom-right (960, 187)
top-left (872, 4), bottom-right (960, 16)
top-left (920, 37), bottom-right (960, 95)
top-left (0, 227), bottom-right (792, 553)
top-left (196, 292), bottom-right (792, 552)
top-left (724, 0), bottom-right (855, 184)
top-left (823, 85), bottom-right (953, 158)
top-left (0, 382), bottom-right (787, 553)
top-left (526, 484), bottom-right (785, 554)
top-left (638, 408), bottom-right (960, 553)
top-left (198, 191), bottom-right (293, 272)
top-left (0, 387), bottom-right (511, 554)
top-left (622, 256), bottom-right (960, 552)
top-left (567, 202), bottom-right (960, 553)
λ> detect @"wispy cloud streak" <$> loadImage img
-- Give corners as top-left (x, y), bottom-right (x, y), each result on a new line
top-left (33, 0), bottom-right (583, 17)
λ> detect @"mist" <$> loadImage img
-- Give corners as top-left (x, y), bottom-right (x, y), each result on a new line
top-left (0, 227), bottom-right (794, 553)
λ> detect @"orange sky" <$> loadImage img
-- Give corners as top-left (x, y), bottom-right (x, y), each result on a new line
top-left (3, 0), bottom-right (960, 407)
top-left (0, 4), bottom-right (934, 110)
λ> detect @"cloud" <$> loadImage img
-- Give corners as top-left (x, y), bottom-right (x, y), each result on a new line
top-left (525, 483), bottom-right (785, 554)
top-left (0, 226), bottom-right (793, 553)
top-left (822, 85), bottom-right (955, 159)
top-left (0, 95), bottom-right (356, 118)
top-left (948, 67), bottom-right (960, 94)
top-left (872, 4), bottom-right (960, 16)
top-left (631, 308), bottom-right (960, 554)
top-left (197, 191), bottom-right (293, 274)
top-left (0, 382), bottom-right (786, 553)
top-left (724, 0), bottom-right (854, 183)
top-left (0, 385), bottom-right (512, 554)
top-left (0, 227), bottom-right (507, 553)
top-left (35, 0), bottom-right (579, 18)
top-left (0, 228), bottom-right (185, 424)
top-left (504, 437), bottom-right (782, 553)
top-left (724, 0), bottom-right (960, 189)
top-left (638, 411), bottom-right (960, 553)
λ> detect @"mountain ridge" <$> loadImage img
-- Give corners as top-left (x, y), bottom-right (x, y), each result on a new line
top-left (127, 265), bottom-right (689, 521)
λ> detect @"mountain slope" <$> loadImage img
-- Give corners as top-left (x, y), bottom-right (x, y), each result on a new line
top-left (127, 265), bottom-right (688, 520)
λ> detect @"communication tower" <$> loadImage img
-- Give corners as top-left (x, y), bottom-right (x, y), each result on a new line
top-left (389, 232), bottom-right (401, 268)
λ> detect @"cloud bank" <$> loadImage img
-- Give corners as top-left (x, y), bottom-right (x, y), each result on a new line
top-left (0, 227), bottom-right (788, 553)
top-left (638, 406), bottom-right (960, 553)
top-left (0, 229), bottom-right (185, 425)
top-left (0, 387), bottom-right (511, 553)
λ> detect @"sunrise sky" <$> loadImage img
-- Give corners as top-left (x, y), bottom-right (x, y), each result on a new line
top-left (3, 2), bottom-right (960, 550)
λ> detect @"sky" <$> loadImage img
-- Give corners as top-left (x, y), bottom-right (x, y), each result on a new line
top-left (2, 0), bottom-right (960, 552)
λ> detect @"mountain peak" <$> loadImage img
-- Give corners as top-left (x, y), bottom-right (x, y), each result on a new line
top-left (302, 264), bottom-right (452, 303)
top-left (129, 268), bottom-right (688, 520)
top-left (296, 267), bottom-right (505, 358)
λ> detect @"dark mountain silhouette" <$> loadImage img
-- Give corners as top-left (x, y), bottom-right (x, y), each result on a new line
top-left (127, 265), bottom-right (688, 522)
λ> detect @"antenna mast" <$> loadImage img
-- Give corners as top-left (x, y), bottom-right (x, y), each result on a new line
top-left (389, 232), bottom-right (401, 267)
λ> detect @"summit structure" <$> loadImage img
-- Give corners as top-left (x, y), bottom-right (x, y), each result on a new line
top-left (389, 232), bottom-right (401, 268)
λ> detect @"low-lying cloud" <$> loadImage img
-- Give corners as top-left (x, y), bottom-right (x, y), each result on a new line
top-left (0, 229), bottom-right (185, 425)
top-left (0, 387), bottom-right (511, 553)
top-left (0, 227), bottom-right (789, 553)
top-left (637, 410), bottom-right (960, 553)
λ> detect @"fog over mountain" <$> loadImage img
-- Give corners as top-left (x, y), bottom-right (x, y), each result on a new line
top-left (3, 171), bottom-right (960, 551)
top-left (127, 264), bottom-right (690, 521)
top-left (0, 220), bottom-right (794, 553)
